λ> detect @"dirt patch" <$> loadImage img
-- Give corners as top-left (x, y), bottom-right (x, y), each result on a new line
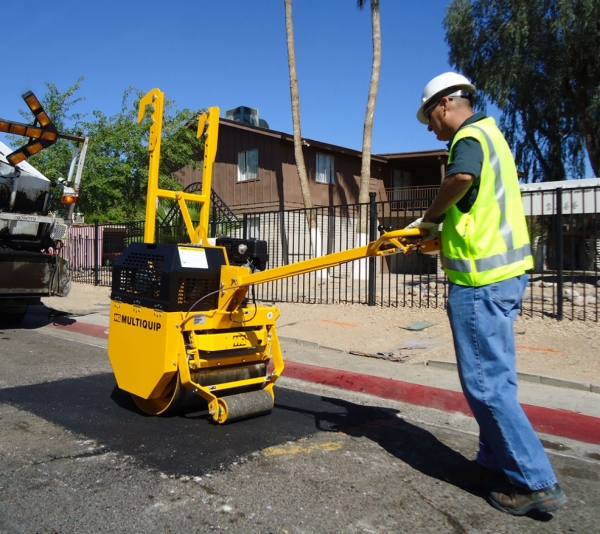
top-left (43, 283), bottom-right (112, 316)
top-left (43, 283), bottom-right (600, 386)
top-left (275, 301), bottom-right (600, 386)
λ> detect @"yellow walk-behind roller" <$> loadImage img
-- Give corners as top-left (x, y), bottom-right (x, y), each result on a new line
top-left (107, 241), bottom-right (283, 424)
top-left (107, 89), bottom-right (439, 426)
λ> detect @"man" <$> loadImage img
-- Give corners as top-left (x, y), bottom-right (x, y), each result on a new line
top-left (407, 72), bottom-right (567, 516)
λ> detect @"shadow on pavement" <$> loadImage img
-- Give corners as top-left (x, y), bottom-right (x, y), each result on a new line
top-left (15, 304), bottom-right (93, 331)
top-left (276, 396), bottom-right (555, 522)
top-left (0, 371), bottom-right (556, 521)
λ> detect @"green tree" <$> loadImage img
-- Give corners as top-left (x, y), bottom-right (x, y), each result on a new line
top-left (79, 88), bottom-right (198, 222)
top-left (9, 80), bottom-right (202, 222)
top-left (444, 0), bottom-right (600, 182)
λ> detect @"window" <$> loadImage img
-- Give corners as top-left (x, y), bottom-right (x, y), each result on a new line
top-left (238, 148), bottom-right (258, 181)
top-left (392, 169), bottom-right (411, 200)
top-left (316, 153), bottom-right (334, 184)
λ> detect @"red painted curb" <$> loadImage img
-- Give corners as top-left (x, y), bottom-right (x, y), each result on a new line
top-left (285, 360), bottom-right (472, 415)
top-left (49, 318), bottom-right (108, 339)
top-left (284, 361), bottom-right (600, 446)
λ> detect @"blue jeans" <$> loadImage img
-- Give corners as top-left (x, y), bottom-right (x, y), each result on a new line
top-left (447, 274), bottom-right (557, 491)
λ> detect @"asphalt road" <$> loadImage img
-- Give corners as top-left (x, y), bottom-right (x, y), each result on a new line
top-left (0, 326), bottom-right (599, 533)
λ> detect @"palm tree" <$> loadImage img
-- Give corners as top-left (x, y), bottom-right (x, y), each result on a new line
top-left (355, 0), bottom-right (381, 279)
top-left (357, 0), bottom-right (381, 207)
top-left (284, 0), bottom-right (311, 212)
top-left (284, 0), bottom-right (325, 269)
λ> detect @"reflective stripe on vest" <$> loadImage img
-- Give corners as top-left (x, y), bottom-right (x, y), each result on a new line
top-left (443, 243), bottom-right (532, 273)
top-left (473, 125), bottom-right (514, 251)
top-left (442, 123), bottom-right (525, 274)
top-left (442, 255), bottom-right (471, 272)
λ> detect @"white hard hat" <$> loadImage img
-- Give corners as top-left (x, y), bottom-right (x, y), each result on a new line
top-left (417, 72), bottom-right (476, 124)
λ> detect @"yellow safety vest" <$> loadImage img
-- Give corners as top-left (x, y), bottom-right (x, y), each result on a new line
top-left (441, 117), bottom-right (533, 286)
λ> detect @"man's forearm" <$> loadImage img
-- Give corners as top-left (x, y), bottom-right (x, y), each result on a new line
top-left (422, 173), bottom-right (474, 223)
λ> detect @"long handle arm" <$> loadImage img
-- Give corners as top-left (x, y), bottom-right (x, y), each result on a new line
top-left (238, 228), bottom-right (439, 286)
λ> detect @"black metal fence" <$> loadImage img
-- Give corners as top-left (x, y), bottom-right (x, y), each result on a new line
top-left (65, 184), bottom-right (600, 321)
top-left (521, 183), bottom-right (600, 322)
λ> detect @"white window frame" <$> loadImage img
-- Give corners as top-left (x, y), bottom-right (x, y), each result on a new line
top-left (238, 148), bottom-right (258, 182)
top-left (316, 152), bottom-right (334, 184)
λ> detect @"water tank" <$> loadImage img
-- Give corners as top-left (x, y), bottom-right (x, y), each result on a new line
top-left (225, 106), bottom-right (269, 129)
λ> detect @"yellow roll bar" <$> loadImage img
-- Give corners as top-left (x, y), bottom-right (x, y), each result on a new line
top-left (139, 88), bottom-right (219, 245)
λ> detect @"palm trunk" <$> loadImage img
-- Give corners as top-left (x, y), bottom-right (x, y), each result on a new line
top-left (285, 0), bottom-right (325, 276)
top-left (358, 0), bottom-right (381, 206)
top-left (355, 0), bottom-right (381, 280)
top-left (285, 0), bottom-right (312, 218)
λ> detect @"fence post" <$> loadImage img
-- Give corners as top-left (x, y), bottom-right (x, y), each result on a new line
top-left (243, 213), bottom-right (248, 240)
top-left (555, 188), bottom-right (563, 320)
top-left (368, 192), bottom-right (377, 306)
top-left (94, 219), bottom-right (100, 286)
top-left (210, 204), bottom-right (217, 238)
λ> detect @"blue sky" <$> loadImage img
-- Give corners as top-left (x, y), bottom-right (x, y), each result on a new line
top-left (2, 0), bottom-right (468, 155)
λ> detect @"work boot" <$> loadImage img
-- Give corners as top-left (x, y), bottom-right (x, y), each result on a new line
top-left (488, 483), bottom-right (567, 516)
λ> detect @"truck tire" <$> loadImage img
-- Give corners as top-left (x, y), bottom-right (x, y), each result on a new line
top-left (0, 306), bottom-right (28, 327)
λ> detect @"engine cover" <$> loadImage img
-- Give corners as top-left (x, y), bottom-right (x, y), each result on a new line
top-left (111, 242), bottom-right (228, 312)
top-left (215, 237), bottom-right (268, 271)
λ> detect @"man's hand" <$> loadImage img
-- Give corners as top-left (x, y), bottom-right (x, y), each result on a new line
top-left (404, 217), bottom-right (439, 242)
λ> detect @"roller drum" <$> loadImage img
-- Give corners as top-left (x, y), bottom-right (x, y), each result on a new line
top-left (132, 362), bottom-right (270, 417)
top-left (218, 389), bottom-right (274, 423)
top-left (190, 362), bottom-right (267, 387)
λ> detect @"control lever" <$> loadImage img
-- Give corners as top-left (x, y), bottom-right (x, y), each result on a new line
top-left (377, 224), bottom-right (393, 236)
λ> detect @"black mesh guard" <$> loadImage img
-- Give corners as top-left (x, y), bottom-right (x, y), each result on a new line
top-left (110, 242), bottom-right (226, 312)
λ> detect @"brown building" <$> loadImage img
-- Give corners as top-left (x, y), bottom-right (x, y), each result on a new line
top-left (177, 112), bottom-right (448, 214)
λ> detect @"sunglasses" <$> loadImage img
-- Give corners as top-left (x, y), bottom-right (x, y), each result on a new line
top-left (424, 99), bottom-right (442, 122)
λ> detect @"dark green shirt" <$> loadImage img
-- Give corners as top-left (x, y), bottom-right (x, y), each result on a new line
top-left (446, 111), bottom-right (486, 213)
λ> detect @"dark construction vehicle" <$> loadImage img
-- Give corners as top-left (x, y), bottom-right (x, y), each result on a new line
top-left (0, 91), bottom-right (88, 324)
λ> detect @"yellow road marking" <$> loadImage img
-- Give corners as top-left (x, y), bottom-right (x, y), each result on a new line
top-left (263, 441), bottom-right (342, 457)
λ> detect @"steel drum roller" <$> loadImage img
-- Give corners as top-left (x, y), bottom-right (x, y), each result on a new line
top-left (131, 362), bottom-right (270, 416)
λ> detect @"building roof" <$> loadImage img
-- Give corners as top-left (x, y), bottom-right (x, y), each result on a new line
top-left (219, 118), bottom-right (443, 164)
top-left (377, 149), bottom-right (448, 159)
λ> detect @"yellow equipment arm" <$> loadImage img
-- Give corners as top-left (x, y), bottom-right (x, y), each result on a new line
top-left (213, 229), bottom-right (440, 314)
top-left (239, 228), bottom-right (438, 287)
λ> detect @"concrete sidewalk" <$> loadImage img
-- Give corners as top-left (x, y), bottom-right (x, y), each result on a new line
top-left (23, 305), bottom-right (600, 445)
